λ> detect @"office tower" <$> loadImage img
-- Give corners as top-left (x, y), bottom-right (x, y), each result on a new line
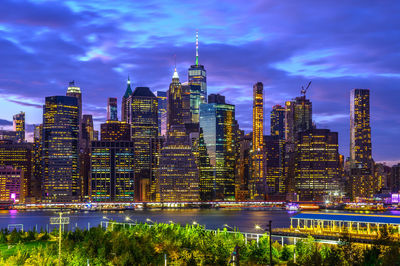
top-left (181, 83), bottom-right (193, 124)
top-left (374, 163), bottom-right (391, 192)
top-left (200, 94), bottom-right (236, 200)
top-left (0, 130), bottom-right (17, 142)
top-left (100, 121), bottom-right (131, 141)
top-left (42, 96), bottom-right (80, 202)
top-left (237, 133), bottom-right (252, 201)
top-left (391, 164), bottom-right (400, 193)
top-left (157, 68), bottom-right (200, 201)
top-left (264, 135), bottom-right (285, 196)
top-left (350, 89), bottom-right (373, 199)
top-left (32, 125), bottom-right (43, 201)
top-left (121, 77), bottom-right (133, 123)
top-left (295, 129), bottom-right (341, 201)
top-left (13, 112), bottom-right (25, 143)
top-left (93, 130), bottom-right (99, 141)
top-left (131, 86), bottom-right (158, 201)
top-left (285, 97), bottom-right (312, 143)
top-left (188, 31), bottom-right (207, 103)
top-left (0, 141), bottom-right (33, 202)
top-left (90, 141), bottom-right (134, 202)
top-left (251, 82), bottom-right (265, 200)
top-left (271, 105), bottom-right (285, 139)
top-left (81, 115), bottom-right (94, 199)
top-left (107, 97), bottom-right (118, 121)
top-left (167, 69), bottom-right (184, 131)
top-left (66, 81), bottom-right (82, 141)
top-left (156, 91), bottom-right (167, 136)
top-left (0, 166), bottom-right (23, 202)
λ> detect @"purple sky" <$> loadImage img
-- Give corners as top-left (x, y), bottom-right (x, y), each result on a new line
top-left (0, 1), bottom-right (399, 164)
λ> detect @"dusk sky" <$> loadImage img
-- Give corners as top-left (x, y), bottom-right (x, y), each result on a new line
top-left (0, 1), bottom-right (399, 163)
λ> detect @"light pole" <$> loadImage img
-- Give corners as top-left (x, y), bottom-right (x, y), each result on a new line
top-left (255, 220), bottom-right (273, 266)
top-left (223, 224), bottom-right (234, 231)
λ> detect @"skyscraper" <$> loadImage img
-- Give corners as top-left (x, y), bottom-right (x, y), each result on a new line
top-left (157, 68), bottom-right (200, 201)
top-left (42, 96), bottom-right (80, 202)
top-left (81, 115), bottom-right (94, 199)
top-left (264, 135), bottom-right (285, 196)
top-left (251, 82), bottom-right (265, 200)
top-left (13, 112), bottom-right (25, 143)
top-left (130, 86), bottom-right (158, 201)
top-left (200, 94), bottom-right (237, 200)
top-left (271, 105), bottom-right (285, 139)
top-left (32, 124), bottom-right (43, 201)
top-left (0, 166), bottom-right (23, 202)
top-left (156, 91), bottom-right (167, 136)
top-left (121, 77), bottom-right (133, 123)
top-left (188, 31), bottom-right (207, 103)
top-left (350, 89), bottom-right (373, 199)
top-left (285, 97), bottom-right (312, 143)
top-left (66, 81), bottom-right (82, 142)
top-left (295, 128), bottom-right (341, 201)
top-left (107, 97), bottom-right (118, 121)
top-left (90, 141), bottom-right (134, 202)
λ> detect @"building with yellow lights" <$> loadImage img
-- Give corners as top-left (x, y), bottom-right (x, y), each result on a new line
top-left (13, 112), bottom-right (25, 143)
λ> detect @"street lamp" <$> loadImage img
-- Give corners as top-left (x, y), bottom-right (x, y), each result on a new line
top-left (223, 224), bottom-right (234, 231)
top-left (102, 216), bottom-right (109, 220)
top-left (146, 218), bottom-right (154, 224)
top-left (255, 220), bottom-right (273, 266)
top-left (168, 220), bottom-right (174, 224)
top-left (192, 221), bottom-right (198, 225)
top-left (125, 216), bottom-right (132, 222)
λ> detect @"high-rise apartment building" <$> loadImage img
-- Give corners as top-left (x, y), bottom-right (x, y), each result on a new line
top-left (350, 89), bottom-right (373, 199)
top-left (107, 97), bottom-right (118, 121)
top-left (90, 141), bottom-right (135, 202)
top-left (156, 91), bottom-right (167, 136)
top-left (264, 135), bottom-right (285, 196)
top-left (188, 32), bottom-right (207, 103)
top-left (13, 112), bottom-right (25, 143)
top-left (130, 86), bottom-right (158, 201)
top-left (121, 77), bottom-right (133, 123)
top-left (251, 82), bottom-right (265, 200)
top-left (42, 96), bottom-right (80, 202)
top-left (200, 94), bottom-right (236, 200)
top-left (0, 166), bottom-right (23, 202)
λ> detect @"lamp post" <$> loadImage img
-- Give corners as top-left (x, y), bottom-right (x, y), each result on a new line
top-left (255, 220), bottom-right (273, 266)
top-left (223, 224), bottom-right (234, 231)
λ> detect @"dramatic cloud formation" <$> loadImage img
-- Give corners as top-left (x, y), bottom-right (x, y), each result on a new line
top-left (0, 0), bottom-right (399, 163)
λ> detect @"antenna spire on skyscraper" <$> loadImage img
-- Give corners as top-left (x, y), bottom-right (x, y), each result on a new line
top-left (195, 30), bottom-right (199, 66)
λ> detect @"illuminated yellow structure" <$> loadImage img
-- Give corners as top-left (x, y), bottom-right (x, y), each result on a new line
top-left (13, 112), bottom-right (25, 143)
top-left (295, 129), bottom-right (341, 201)
top-left (100, 121), bottom-right (131, 141)
top-left (43, 96), bottom-right (80, 202)
top-left (0, 166), bottom-right (23, 202)
top-left (350, 89), bottom-right (373, 199)
top-left (90, 141), bottom-right (134, 202)
top-left (251, 82), bottom-right (265, 200)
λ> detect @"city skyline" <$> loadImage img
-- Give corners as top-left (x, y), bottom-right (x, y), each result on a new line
top-left (0, 1), bottom-right (399, 164)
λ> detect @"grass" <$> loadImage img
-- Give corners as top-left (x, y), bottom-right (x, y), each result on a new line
top-left (0, 240), bottom-right (51, 259)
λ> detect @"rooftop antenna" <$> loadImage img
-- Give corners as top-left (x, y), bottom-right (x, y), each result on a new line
top-left (195, 30), bottom-right (199, 66)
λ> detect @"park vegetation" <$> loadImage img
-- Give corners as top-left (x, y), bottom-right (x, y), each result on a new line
top-left (0, 222), bottom-right (399, 265)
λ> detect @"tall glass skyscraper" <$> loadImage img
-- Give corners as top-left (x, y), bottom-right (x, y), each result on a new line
top-left (188, 31), bottom-right (207, 103)
top-left (200, 94), bottom-right (236, 201)
top-left (156, 91), bottom-right (167, 136)
top-left (42, 96), bottom-right (80, 202)
top-left (350, 88), bottom-right (373, 199)
top-left (270, 105), bottom-right (285, 139)
top-left (131, 86), bottom-right (158, 201)
top-left (107, 97), bottom-right (118, 121)
top-left (13, 112), bottom-right (25, 143)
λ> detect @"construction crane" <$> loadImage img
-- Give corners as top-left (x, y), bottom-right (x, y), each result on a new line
top-left (301, 81), bottom-right (312, 97)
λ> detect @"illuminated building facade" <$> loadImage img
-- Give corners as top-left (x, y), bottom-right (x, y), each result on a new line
top-left (90, 141), bottom-right (134, 201)
top-left (0, 166), bottom-right (23, 202)
top-left (66, 81), bottom-right (82, 145)
top-left (0, 130), bottom-right (17, 142)
top-left (42, 96), bottom-right (80, 202)
top-left (181, 83), bottom-right (193, 124)
top-left (0, 141), bottom-right (32, 202)
top-left (188, 32), bottom-right (207, 103)
top-left (121, 77), bottom-right (132, 123)
top-left (156, 91), bottom-right (167, 136)
top-left (130, 86), bottom-right (158, 201)
top-left (264, 135), bottom-right (285, 195)
top-left (200, 94), bottom-right (236, 201)
top-left (251, 82), bottom-right (265, 200)
top-left (350, 89), bottom-right (373, 199)
top-left (295, 129), bottom-right (341, 201)
top-left (81, 115), bottom-right (94, 199)
top-left (107, 97), bottom-right (118, 121)
top-left (391, 164), bottom-right (400, 193)
top-left (100, 121), bottom-right (131, 141)
top-left (13, 112), bottom-right (25, 143)
top-left (237, 133), bottom-right (252, 201)
top-left (157, 69), bottom-right (200, 202)
top-left (32, 124), bottom-right (43, 201)
top-left (271, 105), bottom-right (285, 139)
